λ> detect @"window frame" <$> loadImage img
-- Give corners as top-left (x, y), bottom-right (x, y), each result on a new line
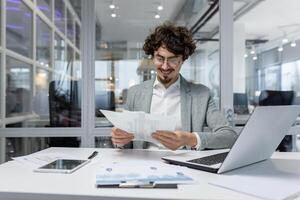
top-left (0, 0), bottom-right (82, 138)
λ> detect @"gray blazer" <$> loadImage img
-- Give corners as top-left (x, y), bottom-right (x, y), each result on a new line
top-left (124, 75), bottom-right (238, 150)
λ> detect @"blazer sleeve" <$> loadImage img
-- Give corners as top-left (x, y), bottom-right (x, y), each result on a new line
top-left (113, 86), bottom-right (137, 149)
top-left (124, 85), bottom-right (137, 111)
top-left (197, 95), bottom-right (239, 150)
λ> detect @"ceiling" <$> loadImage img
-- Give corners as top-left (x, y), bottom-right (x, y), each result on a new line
top-left (94, 0), bottom-right (300, 58)
top-left (95, 0), bottom-right (187, 43)
top-left (236, 0), bottom-right (300, 42)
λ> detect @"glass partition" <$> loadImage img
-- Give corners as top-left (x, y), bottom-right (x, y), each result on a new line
top-left (67, 45), bottom-right (74, 76)
top-left (67, 9), bottom-right (74, 43)
top-left (5, 137), bottom-right (80, 161)
top-left (183, 40), bottom-right (220, 107)
top-left (2, 0), bottom-right (81, 129)
top-left (0, 56), bottom-right (2, 121)
top-left (75, 23), bottom-right (80, 49)
top-left (0, 1), bottom-right (1, 46)
top-left (54, 0), bottom-right (65, 34)
top-left (6, 57), bottom-right (32, 120)
top-left (36, 16), bottom-right (51, 67)
top-left (1, 0), bottom-right (82, 164)
top-left (32, 69), bottom-right (50, 124)
top-left (74, 53), bottom-right (82, 79)
top-left (37, 0), bottom-right (52, 20)
top-left (233, 0), bottom-right (300, 115)
top-left (6, 0), bottom-right (33, 58)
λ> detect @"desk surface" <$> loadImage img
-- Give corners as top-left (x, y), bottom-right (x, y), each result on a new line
top-left (1, 148), bottom-right (300, 200)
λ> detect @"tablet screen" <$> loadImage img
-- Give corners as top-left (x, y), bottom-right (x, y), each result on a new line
top-left (39, 159), bottom-right (87, 170)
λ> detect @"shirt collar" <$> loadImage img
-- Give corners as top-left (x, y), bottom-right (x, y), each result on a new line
top-left (153, 75), bottom-right (181, 90)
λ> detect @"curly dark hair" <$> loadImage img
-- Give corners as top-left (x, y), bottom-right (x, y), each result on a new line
top-left (143, 23), bottom-right (196, 61)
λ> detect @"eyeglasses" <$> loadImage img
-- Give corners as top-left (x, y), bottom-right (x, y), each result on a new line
top-left (153, 55), bottom-right (182, 67)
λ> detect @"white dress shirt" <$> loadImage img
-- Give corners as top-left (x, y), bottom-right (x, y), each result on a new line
top-left (150, 76), bottom-right (201, 149)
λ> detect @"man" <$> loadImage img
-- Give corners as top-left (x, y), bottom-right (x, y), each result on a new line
top-left (111, 23), bottom-right (238, 150)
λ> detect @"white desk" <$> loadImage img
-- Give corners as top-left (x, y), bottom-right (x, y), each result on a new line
top-left (0, 148), bottom-right (300, 200)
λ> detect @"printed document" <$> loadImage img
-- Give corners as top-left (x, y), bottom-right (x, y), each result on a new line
top-left (100, 110), bottom-right (177, 145)
top-left (96, 161), bottom-right (194, 186)
top-left (12, 151), bottom-right (89, 170)
top-left (12, 153), bottom-right (68, 169)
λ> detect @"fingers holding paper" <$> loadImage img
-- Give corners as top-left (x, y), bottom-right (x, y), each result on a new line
top-left (111, 127), bottom-right (134, 145)
top-left (152, 130), bottom-right (197, 151)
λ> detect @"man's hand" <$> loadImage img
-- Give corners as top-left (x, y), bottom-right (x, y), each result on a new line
top-left (152, 130), bottom-right (197, 151)
top-left (111, 127), bottom-right (134, 146)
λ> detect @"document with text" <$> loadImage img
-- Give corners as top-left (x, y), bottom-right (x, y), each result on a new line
top-left (96, 161), bottom-right (194, 186)
top-left (100, 109), bottom-right (177, 145)
top-left (12, 153), bottom-right (70, 169)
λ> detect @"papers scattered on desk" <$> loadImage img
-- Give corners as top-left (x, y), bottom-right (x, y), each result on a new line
top-left (12, 153), bottom-right (71, 169)
top-left (95, 161), bottom-right (194, 187)
top-left (100, 109), bottom-right (177, 145)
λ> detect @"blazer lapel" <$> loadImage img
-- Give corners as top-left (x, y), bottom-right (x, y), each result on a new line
top-left (180, 75), bottom-right (192, 132)
top-left (141, 79), bottom-right (155, 113)
top-left (140, 76), bottom-right (192, 130)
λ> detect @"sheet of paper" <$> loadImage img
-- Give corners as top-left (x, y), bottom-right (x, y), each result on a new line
top-left (209, 161), bottom-right (300, 200)
top-left (100, 109), bottom-right (177, 145)
top-left (12, 153), bottom-right (74, 169)
top-left (95, 161), bottom-right (194, 186)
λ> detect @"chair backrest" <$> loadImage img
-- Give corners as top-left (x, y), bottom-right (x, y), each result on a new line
top-left (258, 90), bottom-right (294, 106)
top-left (233, 93), bottom-right (249, 114)
top-left (95, 90), bottom-right (115, 117)
top-left (48, 80), bottom-right (81, 127)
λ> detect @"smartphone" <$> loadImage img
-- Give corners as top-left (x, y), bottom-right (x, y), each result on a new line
top-left (34, 159), bottom-right (90, 174)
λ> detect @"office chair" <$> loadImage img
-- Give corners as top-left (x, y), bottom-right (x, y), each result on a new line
top-left (258, 90), bottom-right (294, 106)
top-left (233, 93), bottom-right (249, 114)
top-left (48, 80), bottom-right (81, 147)
top-left (95, 90), bottom-right (116, 117)
top-left (258, 90), bottom-right (295, 152)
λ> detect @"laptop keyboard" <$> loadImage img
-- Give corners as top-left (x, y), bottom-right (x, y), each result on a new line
top-left (187, 152), bottom-right (229, 166)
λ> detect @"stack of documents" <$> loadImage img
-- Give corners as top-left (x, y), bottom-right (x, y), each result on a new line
top-left (95, 161), bottom-right (194, 187)
top-left (100, 110), bottom-right (177, 145)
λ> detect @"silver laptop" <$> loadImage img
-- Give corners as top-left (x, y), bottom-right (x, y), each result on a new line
top-left (162, 106), bottom-right (300, 174)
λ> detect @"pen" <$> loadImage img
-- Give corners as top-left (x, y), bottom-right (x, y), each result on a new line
top-left (88, 151), bottom-right (98, 159)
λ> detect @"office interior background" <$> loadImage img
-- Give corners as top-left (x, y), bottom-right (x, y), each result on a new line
top-left (1, 0), bottom-right (300, 163)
